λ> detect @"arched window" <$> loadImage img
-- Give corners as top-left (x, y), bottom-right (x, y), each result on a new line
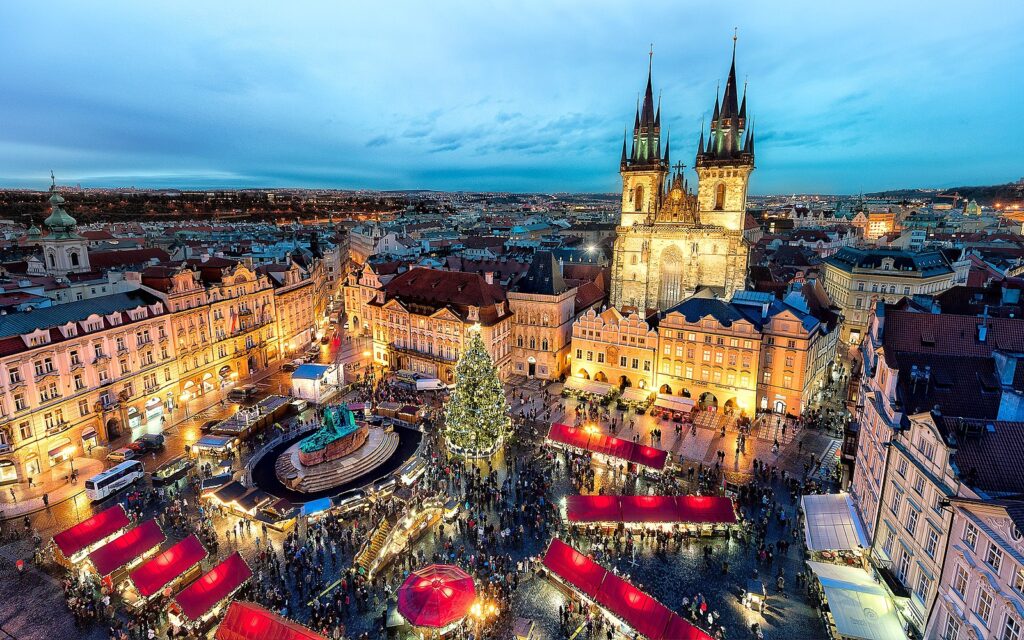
top-left (70, 252), bottom-right (80, 267)
top-left (48, 253), bottom-right (56, 267)
top-left (517, 336), bottom-right (523, 348)
top-left (658, 245), bottom-right (685, 310)
top-left (634, 184), bottom-right (645, 212)
top-left (714, 183), bottom-right (726, 211)
top-left (529, 337), bottom-right (536, 349)
top-left (542, 339), bottom-right (549, 351)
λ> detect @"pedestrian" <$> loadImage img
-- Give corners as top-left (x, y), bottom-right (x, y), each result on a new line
top-left (42, 493), bottom-right (49, 508)
top-left (27, 477), bottom-right (34, 488)
top-left (9, 487), bottom-right (16, 503)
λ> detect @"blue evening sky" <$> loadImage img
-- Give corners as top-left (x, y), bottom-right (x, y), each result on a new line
top-left (1, 1), bottom-right (1021, 194)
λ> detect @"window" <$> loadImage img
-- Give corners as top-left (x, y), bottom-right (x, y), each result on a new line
top-left (987, 544), bottom-right (1004, 572)
top-left (69, 350), bottom-right (80, 366)
top-left (785, 356), bottom-right (794, 367)
top-left (943, 614), bottom-right (960, 640)
top-left (1006, 616), bottom-right (1023, 640)
top-left (896, 458), bottom-right (908, 477)
top-left (619, 356), bottom-right (627, 367)
top-left (575, 349), bottom-right (582, 360)
top-left (78, 399), bottom-right (90, 417)
top-left (7, 368), bottom-right (21, 384)
top-left (93, 343), bottom-right (104, 359)
top-left (906, 508), bottom-right (919, 535)
top-left (1015, 566), bottom-right (1024, 594)
top-left (14, 394), bottom-right (26, 412)
top-left (702, 350), bottom-right (711, 362)
top-left (762, 371), bottom-right (771, 384)
top-left (965, 522), bottom-right (979, 550)
top-left (953, 564), bottom-right (969, 596)
top-left (897, 549), bottom-right (911, 583)
top-left (857, 282), bottom-right (865, 291)
top-left (73, 374), bottom-right (84, 390)
top-left (18, 421), bottom-right (32, 441)
top-left (714, 352), bottom-right (723, 364)
top-left (926, 529), bottom-right (939, 558)
top-left (883, 527), bottom-right (896, 556)
top-left (977, 589), bottom-right (993, 625)
top-left (914, 473), bottom-right (926, 495)
top-left (915, 574), bottom-right (930, 602)
top-left (713, 182), bottom-right (725, 210)
top-left (631, 358), bottom-right (639, 369)
top-left (891, 490), bottom-right (903, 515)
top-left (643, 360), bottom-right (650, 372)
top-left (597, 353), bottom-right (605, 363)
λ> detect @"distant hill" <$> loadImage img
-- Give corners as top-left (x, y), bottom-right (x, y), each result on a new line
top-left (867, 180), bottom-right (1024, 207)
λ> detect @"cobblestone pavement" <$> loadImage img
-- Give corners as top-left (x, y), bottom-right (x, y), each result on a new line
top-left (0, 370), bottom-right (840, 640)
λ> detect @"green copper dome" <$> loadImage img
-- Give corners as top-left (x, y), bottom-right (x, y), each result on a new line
top-left (44, 190), bottom-right (77, 232)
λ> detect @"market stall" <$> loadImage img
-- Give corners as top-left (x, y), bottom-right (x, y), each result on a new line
top-left (52, 504), bottom-right (130, 567)
top-left (652, 394), bottom-right (696, 419)
top-left (86, 519), bottom-right (166, 587)
top-left (618, 387), bottom-right (653, 410)
top-left (290, 364), bottom-right (340, 403)
top-left (546, 423), bottom-right (668, 472)
top-left (215, 601), bottom-right (326, 640)
top-left (397, 564), bottom-right (476, 633)
top-left (806, 561), bottom-right (908, 640)
top-left (172, 552), bottom-right (253, 626)
top-left (541, 538), bottom-right (711, 640)
top-left (128, 534), bottom-right (209, 602)
top-left (192, 434), bottom-right (236, 460)
top-left (565, 495), bottom-right (737, 535)
top-left (802, 493), bottom-right (869, 567)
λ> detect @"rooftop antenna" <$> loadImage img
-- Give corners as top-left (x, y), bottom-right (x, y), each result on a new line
top-left (50, 170), bottom-right (56, 190)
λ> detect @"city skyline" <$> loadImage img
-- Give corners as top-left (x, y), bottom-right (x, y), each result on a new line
top-left (1, 1), bottom-right (1022, 194)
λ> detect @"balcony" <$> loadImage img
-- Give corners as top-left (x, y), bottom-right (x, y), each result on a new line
top-left (45, 421), bottom-right (70, 436)
top-left (34, 367), bottom-right (59, 382)
top-left (0, 442), bottom-right (10, 454)
top-left (92, 353), bottom-right (110, 364)
top-left (69, 359), bottom-right (84, 371)
top-left (117, 346), bottom-right (130, 356)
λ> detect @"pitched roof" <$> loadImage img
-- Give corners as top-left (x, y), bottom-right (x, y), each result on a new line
top-left (375, 268), bottom-right (510, 325)
top-left (0, 290), bottom-right (164, 339)
top-left (513, 251), bottom-right (568, 295)
top-left (824, 247), bottom-right (952, 277)
top-left (941, 417), bottom-right (1024, 496)
top-left (87, 248), bottom-right (170, 270)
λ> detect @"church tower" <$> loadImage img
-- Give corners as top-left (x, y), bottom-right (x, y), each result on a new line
top-left (619, 52), bottom-right (669, 228)
top-left (40, 174), bottom-right (90, 276)
top-left (694, 38), bottom-right (754, 232)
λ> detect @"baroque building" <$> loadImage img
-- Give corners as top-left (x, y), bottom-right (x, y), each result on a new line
top-left (610, 44), bottom-right (753, 313)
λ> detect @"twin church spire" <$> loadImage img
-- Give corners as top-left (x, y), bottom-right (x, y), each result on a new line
top-left (621, 36), bottom-right (754, 173)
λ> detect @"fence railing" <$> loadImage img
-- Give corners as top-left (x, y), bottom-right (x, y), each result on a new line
top-left (241, 420), bottom-right (319, 487)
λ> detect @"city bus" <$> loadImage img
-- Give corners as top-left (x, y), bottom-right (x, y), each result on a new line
top-left (84, 460), bottom-right (145, 501)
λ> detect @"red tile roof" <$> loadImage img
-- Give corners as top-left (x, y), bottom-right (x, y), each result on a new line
top-left (88, 248), bottom-right (169, 270)
top-left (375, 268), bottom-right (510, 326)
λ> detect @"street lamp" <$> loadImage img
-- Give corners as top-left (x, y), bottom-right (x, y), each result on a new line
top-left (63, 445), bottom-right (76, 474)
top-left (180, 392), bottom-right (192, 419)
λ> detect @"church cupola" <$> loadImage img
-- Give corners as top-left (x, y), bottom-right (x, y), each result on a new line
top-left (43, 175), bottom-right (79, 238)
top-left (39, 173), bottom-right (90, 275)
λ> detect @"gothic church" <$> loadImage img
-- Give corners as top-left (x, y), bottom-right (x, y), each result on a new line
top-left (609, 43), bottom-right (754, 313)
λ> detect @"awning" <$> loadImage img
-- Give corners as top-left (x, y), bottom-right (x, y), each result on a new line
top-left (53, 504), bottom-right (129, 559)
top-left (213, 481), bottom-right (249, 505)
top-left (541, 539), bottom-right (711, 640)
top-left (175, 552), bottom-right (253, 621)
top-left (654, 394), bottom-right (696, 412)
top-left (130, 534), bottom-right (208, 598)
top-left (300, 498), bottom-right (333, 518)
top-left (542, 538), bottom-right (607, 597)
top-left (595, 571), bottom-right (674, 640)
top-left (292, 364), bottom-right (331, 381)
top-left (235, 490), bottom-right (272, 513)
top-left (546, 423), bottom-right (668, 471)
top-left (564, 376), bottom-right (614, 396)
top-left (802, 493), bottom-right (870, 552)
top-left (566, 495), bottom-right (736, 525)
top-left (566, 495), bottom-right (621, 523)
top-left (620, 387), bottom-right (653, 404)
top-left (397, 564), bottom-right (476, 629)
top-left (215, 601), bottom-right (326, 640)
top-left (82, 427), bottom-right (97, 439)
top-left (47, 437), bottom-right (72, 457)
top-left (807, 562), bottom-right (909, 640)
top-left (88, 520), bottom-right (165, 577)
top-left (195, 435), bottom-right (234, 450)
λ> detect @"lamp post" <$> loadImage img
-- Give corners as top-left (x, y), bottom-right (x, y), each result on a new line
top-left (63, 446), bottom-right (76, 474)
top-left (180, 392), bottom-right (192, 420)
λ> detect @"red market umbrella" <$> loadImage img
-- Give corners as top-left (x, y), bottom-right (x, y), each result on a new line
top-left (398, 564), bottom-right (476, 629)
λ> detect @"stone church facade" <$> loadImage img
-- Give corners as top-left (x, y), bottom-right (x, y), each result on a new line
top-left (610, 44), bottom-right (754, 313)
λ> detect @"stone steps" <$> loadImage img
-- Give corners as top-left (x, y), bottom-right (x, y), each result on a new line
top-left (279, 431), bottom-right (399, 493)
top-left (356, 519), bottom-right (392, 572)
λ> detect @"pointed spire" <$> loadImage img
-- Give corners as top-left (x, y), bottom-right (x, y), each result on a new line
top-left (721, 30), bottom-right (740, 119)
top-left (640, 45), bottom-right (656, 126)
top-left (711, 83), bottom-right (720, 126)
top-left (621, 128), bottom-right (628, 166)
top-left (664, 130), bottom-right (670, 167)
top-left (697, 127), bottom-right (705, 159)
top-left (655, 90), bottom-right (662, 128)
top-left (739, 78), bottom-right (748, 122)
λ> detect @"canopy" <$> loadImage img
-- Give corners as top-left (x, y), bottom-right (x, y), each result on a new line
top-left (47, 437), bottom-right (72, 457)
top-left (175, 552), bottom-right (252, 621)
top-left (565, 495), bottom-right (736, 525)
top-left (654, 394), bottom-right (696, 412)
top-left (595, 572), bottom-right (674, 640)
top-left (802, 493), bottom-right (869, 552)
top-left (564, 377), bottom-right (614, 397)
top-left (807, 562), bottom-right (908, 640)
top-left (542, 538), bottom-right (608, 597)
top-left (397, 564), bottom-right (476, 629)
top-left (130, 534), bottom-right (208, 597)
top-left (620, 387), bottom-right (652, 404)
top-left (88, 519), bottom-right (165, 577)
top-left (546, 424), bottom-right (668, 471)
top-left (213, 481), bottom-right (250, 505)
top-left (53, 504), bottom-right (129, 559)
top-left (541, 539), bottom-right (711, 640)
top-left (292, 364), bottom-right (332, 380)
top-left (300, 498), bottom-right (333, 517)
top-left (215, 601), bottom-right (326, 640)
top-left (195, 435), bottom-right (234, 449)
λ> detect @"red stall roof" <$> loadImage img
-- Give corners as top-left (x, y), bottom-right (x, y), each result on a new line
top-left (216, 601), bottom-right (325, 640)
top-left (676, 496), bottom-right (737, 524)
top-left (175, 552), bottom-right (252, 621)
top-left (566, 495), bottom-right (621, 523)
top-left (546, 424), bottom-right (668, 470)
top-left (88, 520), bottom-right (165, 577)
top-left (542, 538), bottom-right (607, 597)
top-left (595, 572), bottom-right (674, 640)
top-left (53, 504), bottom-right (129, 559)
top-left (628, 444), bottom-right (668, 470)
top-left (565, 495), bottom-right (736, 525)
top-left (619, 496), bottom-right (679, 523)
top-left (130, 534), bottom-right (208, 597)
top-left (542, 539), bottom-right (712, 640)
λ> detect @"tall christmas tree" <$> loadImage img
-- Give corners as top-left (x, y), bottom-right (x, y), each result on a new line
top-left (444, 328), bottom-right (509, 456)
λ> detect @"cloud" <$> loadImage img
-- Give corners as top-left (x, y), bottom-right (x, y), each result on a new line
top-left (365, 135), bottom-right (392, 147)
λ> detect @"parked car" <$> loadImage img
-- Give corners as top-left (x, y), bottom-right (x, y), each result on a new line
top-left (281, 360), bottom-right (300, 372)
top-left (136, 434), bottom-right (165, 452)
top-left (106, 447), bottom-right (136, 462)
top-left (199, 419), bottom-right (220, 433)
top-left (320, 335), bottom-right (330, 345)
